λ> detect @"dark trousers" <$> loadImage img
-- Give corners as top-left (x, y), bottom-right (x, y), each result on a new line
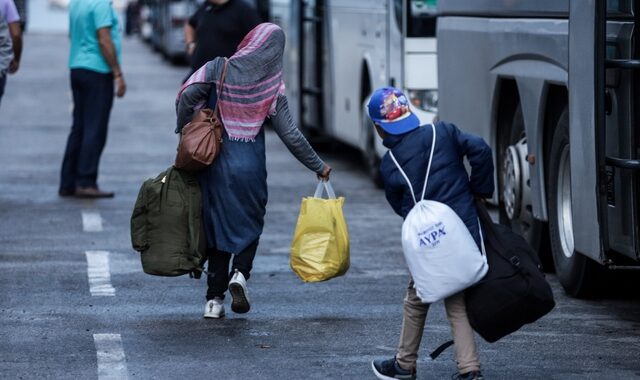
top-left (206, 239), bottom-right (259, 301)
top-left (60, 69), bottom-right (114, 191)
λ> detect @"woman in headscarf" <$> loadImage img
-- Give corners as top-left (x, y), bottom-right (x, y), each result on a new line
top-left (176, 23), bottom-right (331, 319)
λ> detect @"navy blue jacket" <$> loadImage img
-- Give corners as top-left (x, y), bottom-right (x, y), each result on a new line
top-left (380, 121), bottom-right (494, 245)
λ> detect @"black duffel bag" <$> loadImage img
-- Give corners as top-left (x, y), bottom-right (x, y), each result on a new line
top-left (465, 200), bottom-right (555, 343)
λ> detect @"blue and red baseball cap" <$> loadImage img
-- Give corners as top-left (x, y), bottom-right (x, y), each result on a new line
top-left (367, 87), bottom-right (421, 135)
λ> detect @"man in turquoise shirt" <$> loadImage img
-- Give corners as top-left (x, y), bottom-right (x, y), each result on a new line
top-left (60, 0), bottom-right (127, 198)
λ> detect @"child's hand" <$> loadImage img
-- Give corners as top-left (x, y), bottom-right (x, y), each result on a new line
top-left (317, 164), bottom-right (332, 181)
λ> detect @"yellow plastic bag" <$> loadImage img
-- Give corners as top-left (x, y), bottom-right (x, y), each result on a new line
top-left (290, 180), bottom-right (350, 282)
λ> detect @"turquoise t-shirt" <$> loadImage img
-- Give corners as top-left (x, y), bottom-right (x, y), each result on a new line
top-left (68, 0), bottom-right (121, 73)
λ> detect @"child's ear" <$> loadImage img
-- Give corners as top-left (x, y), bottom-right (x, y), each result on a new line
top-left (374, 123), bottom-right (386, 139)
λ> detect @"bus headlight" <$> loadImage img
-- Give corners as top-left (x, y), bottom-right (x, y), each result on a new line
top-left (408, 89), bottom-right (438, 113)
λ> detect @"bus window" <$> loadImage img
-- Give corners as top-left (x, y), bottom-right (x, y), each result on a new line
top-left (394, 0), bottom-right (438, 37)
top-left (607, 0), bottom-right (634, 14)
top-left (408, 0), bottom-right (437, 37)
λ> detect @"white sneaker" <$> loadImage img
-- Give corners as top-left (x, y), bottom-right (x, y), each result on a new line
top-left (203, 297), bottom-right (225, 319)
top-left (228, 269), bottom-right (250, 314)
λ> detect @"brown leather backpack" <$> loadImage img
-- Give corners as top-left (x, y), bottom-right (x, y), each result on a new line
top-left (175, 59), bottom-right (228, 172)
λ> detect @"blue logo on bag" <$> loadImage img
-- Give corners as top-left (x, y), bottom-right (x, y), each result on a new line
top-left (418, 222), bottom-right (447, 248)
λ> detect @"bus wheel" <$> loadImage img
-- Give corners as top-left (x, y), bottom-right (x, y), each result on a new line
top-left (547, 108), bottom-right (597, 297)
top-left (499, 106), bottom-right (551, 269)
top-left (362, 101), bottom-right (383, 188)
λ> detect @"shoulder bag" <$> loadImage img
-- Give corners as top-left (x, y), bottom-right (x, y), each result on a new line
top-left (175, 59), bottom-right (228, 172)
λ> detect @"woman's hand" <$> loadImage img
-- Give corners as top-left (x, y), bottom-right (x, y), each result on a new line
top-left (317, 164), bottom-right (332, 181)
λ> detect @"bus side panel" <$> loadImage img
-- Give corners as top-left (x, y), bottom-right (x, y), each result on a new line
top-left (163, 1), bottom-right (193, 59)
top-left (438, 17), bottom-right (569, 222)
top-left (438, 0), bottom-right (568, 18)
top-left (569, 1), bottom-right (604, 262)
top-left (438, 17), bottom-right (499, 206)
top-left (489, 19), bottom-right (569, 223)
top-left (437, 17), bottom-right (494, 141)
top-left (326, 2), bottom-right (387, 147)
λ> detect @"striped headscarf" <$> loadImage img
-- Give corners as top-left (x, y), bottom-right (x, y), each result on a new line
top-left (176, 23), bottom-right (286, 141)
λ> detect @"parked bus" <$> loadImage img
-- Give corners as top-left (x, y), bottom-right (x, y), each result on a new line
top-left (141, 0), bottom-right (197, 62)
top-left (271, 0), bottom-right (439, 182)
top-left (141, 0), bottom-right (268, 63)
top-left (436, 0), bottom-right (640, 296)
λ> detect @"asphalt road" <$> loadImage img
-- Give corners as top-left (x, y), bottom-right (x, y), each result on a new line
top-left (1, 34), bottom-right (639, 380)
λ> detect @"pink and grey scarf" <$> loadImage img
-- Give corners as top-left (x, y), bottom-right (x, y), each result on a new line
top-left (176, 23), bottom-right (286, 142)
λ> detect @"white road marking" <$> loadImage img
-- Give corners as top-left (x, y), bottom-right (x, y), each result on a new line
top-left (93, 334), bottom-right (128, 380)
top-left (86, 251), bottom-right (115, 296)
top-left (82, 211), bottom-right (103, 232)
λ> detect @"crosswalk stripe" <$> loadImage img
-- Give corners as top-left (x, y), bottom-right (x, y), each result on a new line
top-left (82, 211), bottom-right (103, 232)
top-left (86, 251), bottom-right (115, 296)
top-left (93, 334), bottom-right (128, 380)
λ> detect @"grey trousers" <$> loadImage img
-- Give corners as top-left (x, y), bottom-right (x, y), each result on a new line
top-left (396, 280), bottom-right (481, 374)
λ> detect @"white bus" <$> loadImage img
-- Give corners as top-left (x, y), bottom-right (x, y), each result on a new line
top-left (437, 0), bottom-right (640, 296)
top-left (271, 0), bottom-right (439, 183)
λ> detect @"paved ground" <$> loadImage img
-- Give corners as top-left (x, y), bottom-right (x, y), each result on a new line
top-left (1, 34), bottom-right (640, 380)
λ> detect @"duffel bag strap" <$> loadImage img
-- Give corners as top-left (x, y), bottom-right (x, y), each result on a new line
top-left (189, 266), bottom-right (211, 279)
top-left (389, 151), bottom-right (417, 205)
top-left (429, 340), bottom-right (454, 360)
top-left (475, 200), bottom-right (512, 263)
top-left (478, 217), bottom-right (486, 256)
top-left (183, 172), bottom-right (209, 279)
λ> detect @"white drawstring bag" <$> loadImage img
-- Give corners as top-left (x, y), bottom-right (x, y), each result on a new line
top-left (389, 124), bottom-right (488, 303)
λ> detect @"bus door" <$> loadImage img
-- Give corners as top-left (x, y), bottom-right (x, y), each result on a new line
top-left (569, 0), bottom-right (640, 263)
top-left (401, 0), bottom-right (438, 123)
top-left (602, 0), bottom-right (640, 262)
top-left (298, 0), bottom-right (326, 135)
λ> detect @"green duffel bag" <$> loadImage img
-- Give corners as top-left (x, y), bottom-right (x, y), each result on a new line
top-left (131, 166), bottom-right (206, 277)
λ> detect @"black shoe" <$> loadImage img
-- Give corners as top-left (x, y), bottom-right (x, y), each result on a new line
top-left (58, 188), bottom-right (75, 197)
top-left (453, 371), bottom-right (484, 380)
top-left (74, 186), bottom-right (115, 198)
top-left (371, 358), bottom-right (416, 380)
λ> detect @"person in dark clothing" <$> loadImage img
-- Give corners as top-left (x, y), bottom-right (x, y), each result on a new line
top-left (183, 0), bottom-right (260, 73)
top-left (367, 87), bottom-right (493, 380)
top-left (0, 8), bottom-right (13, 107)
top-left (125, 1), bottom-right (140, 36)
top-left (176, 23), bottom-right (331, 319)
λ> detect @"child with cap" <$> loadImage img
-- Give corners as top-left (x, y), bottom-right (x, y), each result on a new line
top-left (368, 87), bottom-right (494, 380)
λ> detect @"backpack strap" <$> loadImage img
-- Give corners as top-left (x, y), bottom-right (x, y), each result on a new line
top-left (420, 123), bottom-right (437, 201)
top-left (388, 124), bottom-right (436, 205)
top-left (389, 150), bottom-right (417, 204)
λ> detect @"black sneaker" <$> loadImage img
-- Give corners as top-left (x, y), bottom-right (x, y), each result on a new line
top-left (371, 358), bottom-right (416, 380)
top-left (452, 370), bottom-right (484, 380)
